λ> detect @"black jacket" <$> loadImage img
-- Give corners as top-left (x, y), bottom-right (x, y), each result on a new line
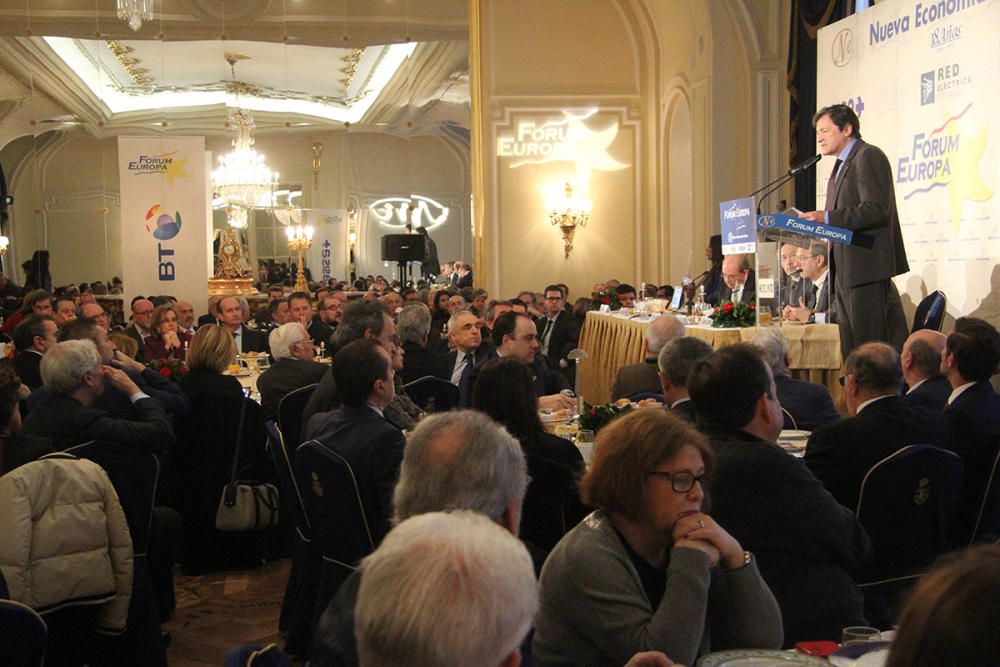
top-left (901, 374), bottom-right (951, 412)
top-left (257, 358), bottom-right (329, 418)
top-left (774, 374), bottom-right (840, 432)
top-left (399, 341), bottom-right (450, 385)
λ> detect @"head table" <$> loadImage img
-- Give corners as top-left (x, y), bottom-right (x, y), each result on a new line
top-left (577, 311), bottom-right (844, 408)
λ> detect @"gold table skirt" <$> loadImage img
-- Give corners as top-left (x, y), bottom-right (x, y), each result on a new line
top-left (577, 312), bottom-right (843, 406)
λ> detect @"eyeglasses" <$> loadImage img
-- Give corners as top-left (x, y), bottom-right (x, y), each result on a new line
top-left (838, 373), bottom-right (853, 387)
top-left (648, 469), bottom-right (710, 493)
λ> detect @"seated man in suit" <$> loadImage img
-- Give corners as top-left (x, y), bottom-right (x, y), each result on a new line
top-left (941, 317), bottom-right (1000, 540)
top-left (715, 254), bottom-right (756, 305)
top-left (657, 335), bottom-right (713, 423)
top-left (784, 242), bottom-right (834, 323)
top-left (446, 309), bottom-right (483, 394)
top-left (779, 243), bottom-right (807, 309)
top-left (804, 342), bottom-right (949, 509)
top-left (253, 285), bottom-right (286, 329)
top-left (257, 322), bottom-right (328, 418)
top-left (309, 292), bottom-right (345, 350)
top-left (611, 313), bottom-right (684, 399)
top-left (217, 295), bottom-right (269, 354)
top-left (536, 284), bottom-right (581, 385)
top-left (262, 297), bottom-right (292, 334)
top-left (464, 311), bottom-right (574, 412)
top-left (900, 329), bottom-right (950, 411)
top-left (22, 339), bottom-right (174, 453)
top-left (125, 297), bottom-right (154, 359)
top-left (196, 295), bottom-right (223, 328)
top-left (79, 302), bottom-right (111, 332)
top-left (753, 328), bottom-right (839, 431)
top-left (302, 338), bottom-right (405, 546)
top-left (689, 343), bottom-right (871, 645)
top-left (397, 303), bottom-right (449, 385)
top-left (175, 300), bottom-right (197, 337)
top-left (11, 314), bottom-right (58, 391)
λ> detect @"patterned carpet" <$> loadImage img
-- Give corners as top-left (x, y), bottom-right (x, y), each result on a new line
top-left (164, 559), bottom-right (292, 666)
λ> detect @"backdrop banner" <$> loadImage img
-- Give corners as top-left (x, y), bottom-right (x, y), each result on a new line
top-left (118, 136), bottom-right (209, 311)
top-left (818, 0), bottom-right (998, 321)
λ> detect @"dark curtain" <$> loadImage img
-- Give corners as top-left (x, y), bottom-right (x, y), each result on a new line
top-left (787, 0), bottom-right (855, 210)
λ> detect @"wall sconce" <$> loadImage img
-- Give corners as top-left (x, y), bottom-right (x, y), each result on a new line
top-left (0, 236), bottom-right (8, 255)
top-left (547, 181), bottom-right (592, 258)
top-left (312, 142), bottom-right (323, 189)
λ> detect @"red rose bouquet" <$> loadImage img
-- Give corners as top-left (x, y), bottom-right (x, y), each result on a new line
top-left (708, 299), bottom-right (756, 328)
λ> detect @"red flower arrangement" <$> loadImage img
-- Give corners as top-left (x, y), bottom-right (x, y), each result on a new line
top-left (708, 299), bottom-right (756, 328)
top-left (148, 358), bottom-right (189, 381)
top-left (591, 290), bottom-right (623, 311)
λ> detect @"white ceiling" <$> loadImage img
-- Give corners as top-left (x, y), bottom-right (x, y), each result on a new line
top-left (0, 0), bottom-right (469, 141)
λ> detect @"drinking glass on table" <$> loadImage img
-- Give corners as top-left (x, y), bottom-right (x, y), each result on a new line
top-left (576, 429), bottom-right (596, 464)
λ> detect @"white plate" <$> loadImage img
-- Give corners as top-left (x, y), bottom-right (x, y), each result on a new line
top-left (538, 411), bottom-right (573, 423)
top-left (697, 649), bottom-right (829, 666)
top-left (779, 430), bottom-right (811, 440)
top-left (225, 368), bottom-right (253, 377)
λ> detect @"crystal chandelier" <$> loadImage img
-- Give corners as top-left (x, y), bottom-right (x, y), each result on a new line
top-left (211, 107), bottom-right (278, 213)
top-left (117, 0), bottom-right (153, 32)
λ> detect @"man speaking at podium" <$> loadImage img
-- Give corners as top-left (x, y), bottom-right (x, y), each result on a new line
top-left (800, 104), bottom-right (909, 357)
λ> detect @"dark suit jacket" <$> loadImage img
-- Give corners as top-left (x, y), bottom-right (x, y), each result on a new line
top-left (902, 375), bottom-right (951, 412)
top-left (12, 350), bottom-right (43, 391)
top-left (611, 357), bottom-right (661, 400)
top-left (945, 381), bottom-right (1000, 539)
top-left (804, 395), bottom-right (950, 510)
top-left (781, 275), bottom-right (807, 309)
top-left (123, 323), bottom-right (148, 360)
top-left (22, 392), bottom-right (174, 453)
top-left (670, 398), bottom-right (699, 425)
top-left (0, 432), bottom-right (55, 474)
top-left (519, 430), bottom-right (589, 554)
top-left (197, 313), bottom-right (219, 328)
top-left (536, 310), bottom-right (580, 379)
top-left (399, 341), bottom-right (450, 385)
top-left (27, 366), bottom-right (192, 421)
top-left (455, 272), bottom-right (473, 289)
top-left (238, 325), bottom-right (270, 354)
top-left (706, 423), bottom-right (871, 645)
top-left (774, 374), bottom-right (840, 432)
top-left (715, 269), bottom-right (756, 304)
top-left (302, 405), bottom-right (405, 545)
top-left (462, 351), bottom-right (569, 408)
top-left (308, 319), bottom-right (336, 349)
top-left (257, 357), bottom-right (330, 418)
top-left (827, 139), bottom-right (910, 287)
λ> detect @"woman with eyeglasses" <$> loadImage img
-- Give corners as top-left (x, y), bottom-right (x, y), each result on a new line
top-left (143, 303), bottom-right (191, 363)
top-left (532, 409), bottom-right (782, 667)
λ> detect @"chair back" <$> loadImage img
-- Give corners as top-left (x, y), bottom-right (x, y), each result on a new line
top-left (856, 444), bottom-right (964, 581)
top-left (293, 440), bottom-right (375, 566)
top-left (277, 383), bottom-right (318, 457)
top-left (63, 440), bottom-right (159, 555)
top-left (971, 448), bottom-right (1000, 544)
top-left (781, 407), bottom-right (799, 430)
top-left (265, 420), bottom-right (311, 539)
top-left (912, 290), bottom-right (946, 332)
top-left (224, 643), bottom-right (293, 667)
top-left (0, 599), bottom-right (47, 667)
top-left (403, 375), bottom-right (459, 412)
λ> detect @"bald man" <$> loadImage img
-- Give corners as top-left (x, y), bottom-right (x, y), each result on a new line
top-left (714, 254), bottom-right (756, 305)
top-left (900, 329), bottom-right (951, 412)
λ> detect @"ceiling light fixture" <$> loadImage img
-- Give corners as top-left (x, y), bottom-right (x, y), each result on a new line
top-left (116, 0), bottom-right (153, 32)
top-left (210, 53), bottom-right (279, 220)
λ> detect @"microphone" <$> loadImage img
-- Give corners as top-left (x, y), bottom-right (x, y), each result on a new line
top-left (790, 268), bottom-right (803, 275)
top-left (788, 154), bottom-right (821, 175)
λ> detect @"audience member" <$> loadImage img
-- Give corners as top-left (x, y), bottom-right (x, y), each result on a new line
top-left (288, 291), bottom-right (313, 328)
top-left (900, 329), bottom-right (950, 411)
top-left (446, 309), bottom-right (482, 394)
top-left (658, 336), bottom-right (714, 423)
top-left (2, 288), bottom-right (53, 335)
top-left (396, 303), bottom-right (449, 384)
top-left (125, 297), bottom-right (154, 359)
top-left (536, 284), bottom-right (581, 385)
top-left (309, 292), bottom-right (345, 349)
top-left (22, 339), bottom-right (174, 453)
top-left (473, 356), bottom-right (588, 552)
top-left (753, 328), bottom-right (839, 431)
top-left (381, 291), bottom-right (403, 317)
top-left (886, 544), bottom-right (1000, 667)
top-left (382, 337), bottom-right (425, 431)
top-left (778, 243), bottom-right (805, 309)
top-left (143, 303), bottom-right (191, 363)
top-left (941, 316), bottom-right (1000, 540)
top-left (355, 512), bottom-right (537, 667)
top-left (466, 311), bottom-right (573, 411)
top-left (0, 364), bottom-right (52, 474)
top-left (197, 295), bottom-right (223, 328)
top-left (689, 343), bottom-right (871, 645)
top-left (613, 314), bottom-right (684, 399)
top-left (533, 409), bottom-right (782, 666)
top-left (53, 294), bottom-right (78, 328)
top-left (175, 300), bottom-right (196, 336)
top-left (12, 313), bottom-right (58, 390)
top-left (218, 296), bottom-right (269, 354)
top-left (615, 283), bottom-right (637, 309)
top-left (310, 410), bottom-right (529, 667)
top-left (804, 342), bottom-right (949, 509)
top-left (303, 339), bottom-right (405, 545)
top-left (266, 297), bottom-right (292, 332)
top-left (257, 322), bottom-right (328, 418)
top-left (80, 302), bottom-right (111, 331)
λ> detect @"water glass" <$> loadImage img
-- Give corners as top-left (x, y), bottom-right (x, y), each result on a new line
top-left (576, 429), bottom-right (596, 464)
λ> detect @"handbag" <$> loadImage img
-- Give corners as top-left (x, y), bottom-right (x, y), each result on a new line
top-left (215, 396), bottom-right (280, 531)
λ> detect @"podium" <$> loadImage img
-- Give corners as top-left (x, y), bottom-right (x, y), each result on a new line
top-left (754, 210), bottom-right (863, 326)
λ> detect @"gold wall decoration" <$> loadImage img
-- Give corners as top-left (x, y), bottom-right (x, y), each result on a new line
top-left (105, 40), bottom-right (152, 86)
